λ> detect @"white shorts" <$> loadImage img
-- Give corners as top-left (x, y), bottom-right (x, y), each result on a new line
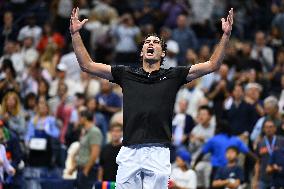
top-left (115, 144), bottom-right (171, 189)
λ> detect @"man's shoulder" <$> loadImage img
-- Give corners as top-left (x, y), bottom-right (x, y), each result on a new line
top-left (89, 126), bottom-right (102, 135)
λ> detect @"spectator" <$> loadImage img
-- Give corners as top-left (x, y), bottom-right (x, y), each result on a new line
top-left (85, 97), bottom-right (108, 144)
top-left (70, 110), bottom-right (102, 189)
top-left (251, 96), bottom-right (282, 144)
top-left (77, 72), bottom-right (101, 98)
top-left (190, 106), bottom-right (215, 156)
top-left (193, 120), bottom-right (256, 187)
top-left (0, 11), bottom-right (18, 55)
top-left (37, 78), bottom-right (50, 101)
top-left (266, 147), bottom-right (284, 189)
top-left (190, 105), bottom-right (215, 189)
top-left (244, 82), bottom-right (264, 117)
top-left (206, 64), bottom-right (230, 119)
top-left (0, 91), bottom-right (25, 140)
top-left (174, 79), bottom-right (204, 119)
top-left (162, 40), bottom-right (179, 69)
top-left (58, 47), bottom-right (81, 82)
top-left (37, 21), bottom-right (65, 53)
top-left (96, 79), bottom-right (122, 124)
top-left (169, 148), bottom-right (197, 189)
top-left (17, 14), bottom-right (42, 46)
top-left (22, 92), bottom-right (37, 121)
top-left (172, 99), bottom-right (195, 147)
top-left (269, 48), bottom-right (284, 95)
top-left (253, 119), bottom-right (284, 189)
top-left (172, 14), bottom-right (198, 65)
top-left (25, 98), bottom-right (60, 167)
top-left (0, 59), bottom-right (20, 100)
top-left (112, 13), bottom-right (141, 66)
top-left (51, 0), bottom-right (73, 35)
top-left (0, 120), bottom-right (24, 189)
top-left (224, 84), bottom-right (257, 136)
top-left (250, 31), bottom-right (274, 73)
top-left (0, 142), bottom-right (16, 188)
top-left (98, 122), bottom-right (122, 182)
top-left (49, 63), bottom-right (80, 97)
top-left (161, 0), bottom-right (189, 29)
top-left (20, 33), bottom-right (39, 68)
top-left (212, 146), bottom-right (244, 189)
top-left (0, 41), bottom-right (24, 79)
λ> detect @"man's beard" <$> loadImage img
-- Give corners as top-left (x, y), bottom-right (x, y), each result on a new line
top-left (144, 57), bottom-right (160, 64)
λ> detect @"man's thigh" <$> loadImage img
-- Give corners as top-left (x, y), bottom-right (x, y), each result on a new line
top-left (142, 146), bottom-right (171, 189)
top-left (115, 146), bottom-right (142, 189)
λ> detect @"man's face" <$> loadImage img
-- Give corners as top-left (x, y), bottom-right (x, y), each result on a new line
top-left (110, 126), bottom-right (122, 143)
top-left (197, 109), bottom-right (211, 126)
top-left (263, 121), bottom-right (276, 137)
top-left (226, 148), bottom-right (238, 162)
top-left (141, 36), bottom-right (165, 64)
top-left (233, 85), bottom-right (244, 100)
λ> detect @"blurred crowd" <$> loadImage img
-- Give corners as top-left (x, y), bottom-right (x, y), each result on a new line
top-left (0, 0), bottom-right (284, 189)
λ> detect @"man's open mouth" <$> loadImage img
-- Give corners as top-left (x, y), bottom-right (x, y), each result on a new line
top-left (147, 48), bottom-right (154, 55)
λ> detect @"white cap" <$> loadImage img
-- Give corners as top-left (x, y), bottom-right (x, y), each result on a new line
top-left (56, 63), bottom-right (67, 71)
top-left (167, 40), bottom-right (179, 54)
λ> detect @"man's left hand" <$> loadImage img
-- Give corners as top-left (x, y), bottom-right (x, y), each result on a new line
top-left (221, 8), bottom-right (234, 36)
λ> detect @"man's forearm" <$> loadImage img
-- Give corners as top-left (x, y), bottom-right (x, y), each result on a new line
top-left (209, 33), bottom-right (230, 71)
top-left (71, 32), bottom-right (93, 72)
top-left (84, 156), bottom-right (97, 173)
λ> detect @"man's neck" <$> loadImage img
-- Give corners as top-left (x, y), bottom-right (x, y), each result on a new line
top-left (84, 122), bottom-right (93, 130)
top-left (111, 140), bottom-right (121, 146)
top-left (202, 122), bottom-right (210, 128)
top-left (266, 134), bottom-right (276, 140)
top-left (227, 161), bottom-right (236, 167)
top-left (142, 61), bottom-right (160, 73)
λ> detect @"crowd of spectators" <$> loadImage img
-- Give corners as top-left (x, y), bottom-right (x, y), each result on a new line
top-left (0, 0), bottom-right (284, 189)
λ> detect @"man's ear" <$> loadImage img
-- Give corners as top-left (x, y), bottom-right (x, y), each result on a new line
top-left (161, 51), bottom-right (166, 58)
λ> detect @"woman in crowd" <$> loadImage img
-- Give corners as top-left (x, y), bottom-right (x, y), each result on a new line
top-left (0, 91), bottom-right (25, 141)
top-left (25, 98), bottom-right (59, 167)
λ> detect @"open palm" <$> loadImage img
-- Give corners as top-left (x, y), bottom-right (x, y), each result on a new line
top-left (70, 7), bottom-right (88, 35)
top-left (221, 8), bottom-right (234, 36)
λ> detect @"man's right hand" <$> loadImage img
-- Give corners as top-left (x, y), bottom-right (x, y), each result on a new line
top-left (70, 7), bottom-right (88, 35)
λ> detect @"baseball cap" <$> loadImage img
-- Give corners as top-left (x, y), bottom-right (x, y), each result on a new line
top-left (176, 148), bottom-right (191, 164)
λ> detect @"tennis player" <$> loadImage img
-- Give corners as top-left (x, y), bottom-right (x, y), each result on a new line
top-left (70, 7), bottom-right (234, 189)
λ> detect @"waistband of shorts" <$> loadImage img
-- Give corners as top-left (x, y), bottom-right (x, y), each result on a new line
top-left (126, 143), bottom-right (170, 149)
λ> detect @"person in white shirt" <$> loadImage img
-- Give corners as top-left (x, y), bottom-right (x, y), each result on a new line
top-left (17, 14), bottom-right (42, 46)
top-left (170, 148), bottom-right (197, 189)
top-left (250, 31), bottom-right (274, 72)
top-left (175, 79), bottom-right (205, 119)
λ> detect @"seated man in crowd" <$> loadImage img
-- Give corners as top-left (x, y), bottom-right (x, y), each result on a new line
top-left (212, 146), bottom-right (244, 189)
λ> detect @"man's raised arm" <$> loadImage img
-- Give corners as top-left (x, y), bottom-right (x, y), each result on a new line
top-left (186, 8), bottom-right (234, 81)
top-left (70, 7), bottom-right (113, 80)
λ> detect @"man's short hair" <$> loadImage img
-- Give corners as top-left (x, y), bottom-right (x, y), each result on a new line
top-left (226, 146), bottom-right (239, 154)
top-left (198, 105), bottom-right (213, 116)
top-left (141, 33), bottom-right (167, 64)
top-left (264, 96), bottom-right (278, 108)
top-left (110, 123), bottom-right (123, 131)
top-left (80, 110), bottom-right (93, 122)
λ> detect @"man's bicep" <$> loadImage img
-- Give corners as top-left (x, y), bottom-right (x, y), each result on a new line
top-left (87, 62), bottom-right (113, 80)
top-left (186, 61), bottom-right (214, 81)
top-left (90, 144), bottom-right (101, 158)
